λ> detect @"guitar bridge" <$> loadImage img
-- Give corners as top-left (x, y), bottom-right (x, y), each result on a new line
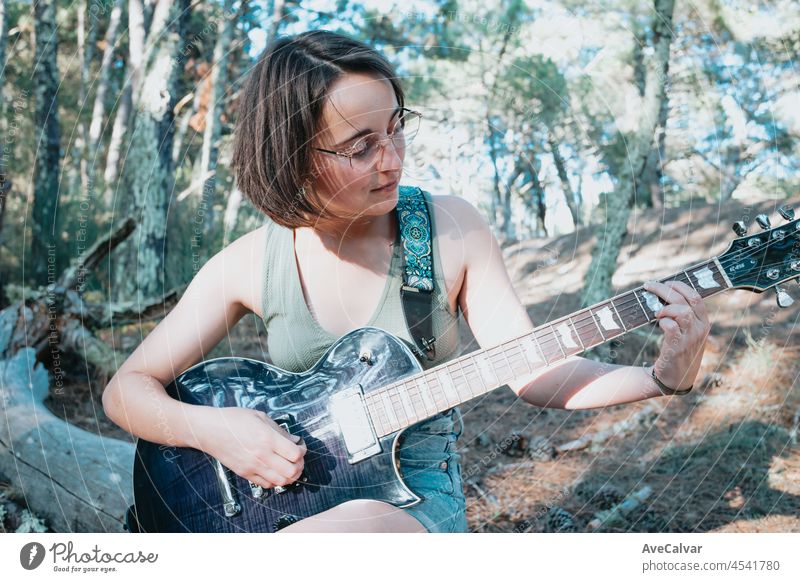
top-left (329, 386), bottom-right (381, 463)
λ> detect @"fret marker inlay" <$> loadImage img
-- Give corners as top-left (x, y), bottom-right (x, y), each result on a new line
top-left (556, 322), bottom-right (579, 348)
top-left (476, 356), bottom-right (497, 386)
top-left (692, 266), bottom-right (720, 289)
top-left (522, 336), bottom-right (543, 364)
top-left (596, 306), bottom-right (620, 330)
top-left (641, 291), bottom-right (664, 314)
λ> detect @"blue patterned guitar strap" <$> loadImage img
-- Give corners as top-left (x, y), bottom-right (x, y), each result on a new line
top-left (396, 185), bottom-right (437, 361)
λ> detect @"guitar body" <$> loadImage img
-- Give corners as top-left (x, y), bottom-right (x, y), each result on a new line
top-left (132, 327), bottom-right (427, 533)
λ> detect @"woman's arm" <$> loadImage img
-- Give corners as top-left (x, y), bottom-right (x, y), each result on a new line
top-left (101, 243), bottom-right (252, 448)
top-left (449, 196), bottom-right (709, 410)
top-left (102, 228), bottom-right (307, 489)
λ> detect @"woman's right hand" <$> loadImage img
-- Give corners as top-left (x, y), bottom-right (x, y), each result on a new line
top-left (194, 406), bottom-right (307, 489)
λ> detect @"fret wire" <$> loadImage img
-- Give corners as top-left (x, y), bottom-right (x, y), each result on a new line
top-left (491, 343), bottom-right (510, 383)
top-left (632, 290), bottom-right (649, 320)
top-left (477, 351), bottom-right (500, 387)
top-left (488, 344), bottom-right (507, 382)
top-left (454, 357), bottom-right (476, 399)
top-left (486, 348), bottom-right (504, 378)
top-left (568, 317), bottom-right (586, 350)
top-left (405, 378), bottom-right (421, 417)
top-left (447, 360), bottom-right (472, 400)
top-left (548, 324), bottom-right (567, 358)
top-left (417, 375), bottom-right (437, 416)
top-left (462, 356), bottom-right (484, 395)
top-left (532, 334), bottom-right (547, 363)
top-left (518, 335), bottom-right (538, 370)
top-left (414, 377), bottom-right (432, 418)
top-left (590, 308), bottom-right (607, 341)
top-left (432, 371), bottom-right (447, 412)
top-left (397, 383), bottom-right (417, 423)
top-left (381, 390), bottom-right (398, 429)
top-left (499, 345), bottom-right (515, 380)
top-left (505, 339), bottom-right (528, 377)
top-left (609, 298), bottom-right (628, 331)
top-left (438, 366), bottom-right (459, 407)
top-left (682, 270), bottom-right (699, 292)
top-left (390, 390), bottom-right (407, 424)
top-left (576, 315), bottom-right (602, 348)
top-left (573, 308), bottom-right (623, 338)
top-left (424, 370), bottom-right (442, 409)
top-left (515, 339), bottom-right (532, 374)
top-left (534, 332), bottom-right (561, 363)
top-left (512, 337), bottom-right (533, 375)
top-left (366, 399), bottom-right (384, 434)
top-left (468, 353), bottom-right (489, 393)
top-left (445, 362), bottom-right (464, 402)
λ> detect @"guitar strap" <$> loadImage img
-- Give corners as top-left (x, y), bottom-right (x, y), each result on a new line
top-left (395, 186), bottom-right (437, 362)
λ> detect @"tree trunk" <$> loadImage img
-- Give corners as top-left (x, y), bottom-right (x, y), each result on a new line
top-left (103, 0), bottom-right (146, 208)
top-left (548, 133), bottom-right (580, 227)
top-left (196, 0), bottom-right (236, 239)
top-left (88, 0), bottom-right (125, 179)
top-left (222, 0), bottom-right (269, 242)
top-left (0, 0), bottom-right (8, 240)
top-left (486, 118), bottom-right (501, 228)
top-left (32, 0), bottom-right (61, 286)
top-left (643, 83), bottom-right (670, 209)
top-left (117, 0), bottom-right (188, 302)
top-left (580, 0), bottom-right (675, 359)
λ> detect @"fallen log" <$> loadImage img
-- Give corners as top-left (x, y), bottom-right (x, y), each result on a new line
top-left (0, 346), bottom-right (134, 532)
top-left (0, 217), bottom-right (178, 532)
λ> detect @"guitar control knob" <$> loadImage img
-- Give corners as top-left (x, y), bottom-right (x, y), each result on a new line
top-left (756, 214), bottom-right (771, 230)
top-left (732, 221), bottom-right (747, 236)
top-left (779, 205), bottom-right (795, 221)
top-left (776, 285), bottom-right (794, 308)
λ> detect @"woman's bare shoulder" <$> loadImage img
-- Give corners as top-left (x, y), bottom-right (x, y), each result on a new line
top-left (428, 193), bottom-right (488, 250)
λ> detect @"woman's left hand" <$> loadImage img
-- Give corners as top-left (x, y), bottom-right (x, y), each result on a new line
top-left (642, 280), bottom-right (712, 391)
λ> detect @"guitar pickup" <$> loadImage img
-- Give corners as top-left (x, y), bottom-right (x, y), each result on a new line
top-left (329, 386), bottom-right (382, 464)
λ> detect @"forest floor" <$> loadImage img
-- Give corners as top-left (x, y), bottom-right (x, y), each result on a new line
top-left (3, 197), bottom-right (799, 533)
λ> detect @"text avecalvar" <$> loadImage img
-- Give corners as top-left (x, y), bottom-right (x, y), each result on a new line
top-left (642, 544), bottom-right (702, 554)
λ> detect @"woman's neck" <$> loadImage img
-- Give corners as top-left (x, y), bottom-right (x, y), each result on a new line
top-left (296, 211), bottom-right (396, 259)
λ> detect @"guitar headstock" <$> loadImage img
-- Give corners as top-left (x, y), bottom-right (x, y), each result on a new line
top-left (718, 205), bottom-right (800, 307)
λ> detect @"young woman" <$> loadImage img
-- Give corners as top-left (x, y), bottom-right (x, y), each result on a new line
top-left (102, 30), bottom-right (711, 533)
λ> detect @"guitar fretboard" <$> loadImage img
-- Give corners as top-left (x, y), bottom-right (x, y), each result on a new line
top-left (364, 258), bottom-right (731, 437)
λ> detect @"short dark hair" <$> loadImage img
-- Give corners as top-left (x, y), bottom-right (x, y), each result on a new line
top-left (231, 30), bottom-right (405, 228)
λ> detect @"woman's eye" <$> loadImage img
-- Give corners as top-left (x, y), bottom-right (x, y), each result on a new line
top-left (350, 140), bottom-right (371, 157)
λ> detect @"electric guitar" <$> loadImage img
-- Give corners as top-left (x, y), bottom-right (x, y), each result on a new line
top-left (129, 206), bottom-right (800, 532)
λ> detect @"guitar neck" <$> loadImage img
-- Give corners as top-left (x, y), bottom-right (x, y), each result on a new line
top-left (365, 257), bottom-right (732, 437)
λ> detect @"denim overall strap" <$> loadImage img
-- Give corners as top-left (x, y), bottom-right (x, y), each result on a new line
top-left (396, 185), bottom-right (436, 361)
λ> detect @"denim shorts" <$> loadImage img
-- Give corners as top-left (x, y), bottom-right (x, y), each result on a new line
top-left (397, 407), bottom-right (468, 533)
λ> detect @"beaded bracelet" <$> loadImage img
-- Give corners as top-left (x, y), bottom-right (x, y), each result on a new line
top-left (651, 367), bottom-right (693, 396)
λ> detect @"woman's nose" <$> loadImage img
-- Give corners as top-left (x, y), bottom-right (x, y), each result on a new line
top-left (376, 138), bottom-right (403, 171)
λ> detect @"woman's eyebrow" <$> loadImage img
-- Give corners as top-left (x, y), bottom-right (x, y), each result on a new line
top-left (332, 106), bottom-right (402, 147)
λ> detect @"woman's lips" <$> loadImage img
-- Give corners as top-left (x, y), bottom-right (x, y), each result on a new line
top-left (372, 179), bottom-right (398, 191)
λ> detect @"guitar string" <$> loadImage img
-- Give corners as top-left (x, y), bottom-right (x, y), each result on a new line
top-left (365, 246), bottom-right (799, 419)
top-left (365, 230), bottom-right (800, 424)
top-left (229, 232), bottom-right (799, 436)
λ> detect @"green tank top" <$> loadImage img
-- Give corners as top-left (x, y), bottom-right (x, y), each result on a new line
top-left (261, 188), bottom-right (461, 373)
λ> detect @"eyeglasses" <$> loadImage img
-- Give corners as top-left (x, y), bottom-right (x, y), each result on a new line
top-left (312, 107), bottom-right (422, 169)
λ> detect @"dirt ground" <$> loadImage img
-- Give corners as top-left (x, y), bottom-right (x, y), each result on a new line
top-left (3, 197), bottom-right (799, 533)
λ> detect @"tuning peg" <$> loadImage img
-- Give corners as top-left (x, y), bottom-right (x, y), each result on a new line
top-left (776, 285), bottom-right (794, 308)
top-left (778, 205), bottom-right (795, 221)
top-left (756, 214), bottom-right (771, 230)
top-left (732, 221), bottom-right (747, 236)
